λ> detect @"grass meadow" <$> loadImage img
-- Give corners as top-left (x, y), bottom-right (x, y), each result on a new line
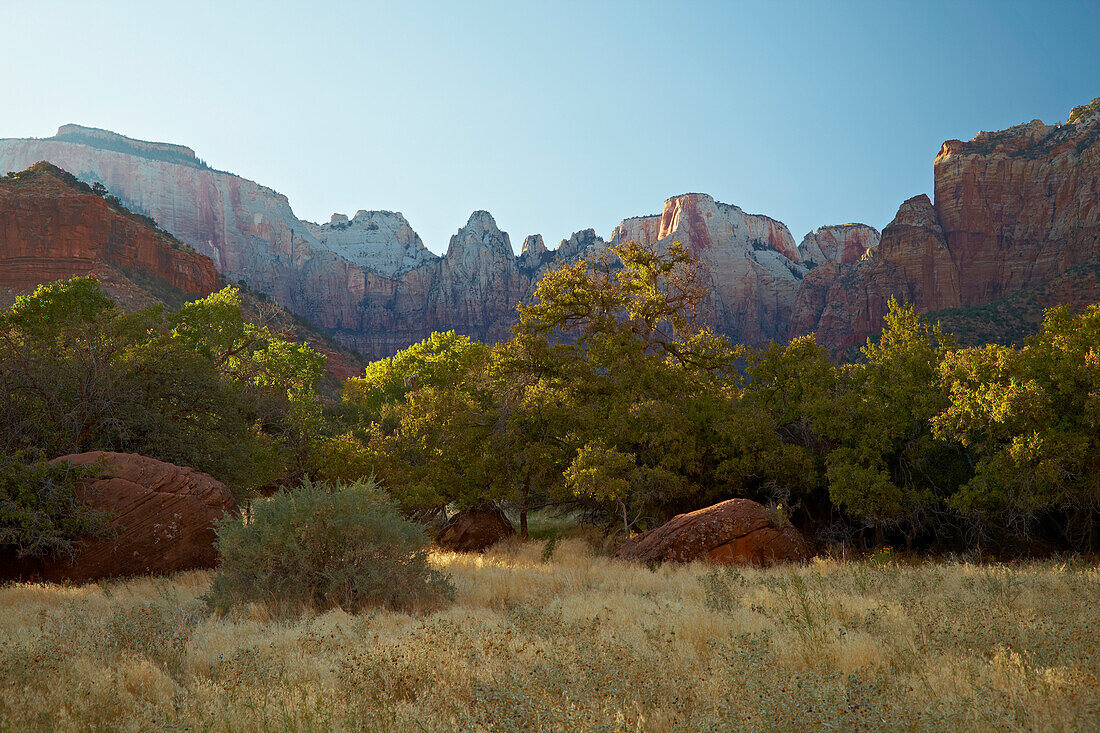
top-left (0, 537), bottom-right (1097, 732)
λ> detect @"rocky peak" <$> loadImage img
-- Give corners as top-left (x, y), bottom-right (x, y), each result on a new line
top-left (615, 193), bottom-right (802, 265)
top-left (556, 229), bottom-right (607, 261)
top-left (521, 234), bottom-right (547, 256)
top-left (307, 209), bottom-right (437, 277)
top-left (798, 223), bottom-right (880, 267)
top-left (446, 211), bottom-right (513, 262)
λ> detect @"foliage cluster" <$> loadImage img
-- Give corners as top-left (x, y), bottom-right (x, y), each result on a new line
top-left (337, 242), bottom-right (1100, 552)
top-left (206, 478), bottom-right (453, 616)
top-left (0, 277), bottom-right (324, 499)
top-left (0, 455), bottom-right (110, 559)
top-left (4, 239), bottom-right (1099, 556)
top-left (1068, 96), bottom-right (1100, 125)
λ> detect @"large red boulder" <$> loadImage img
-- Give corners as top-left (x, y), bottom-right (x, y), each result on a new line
top-left (1, 452), bottom-right (237, 583)
top-left (435, 507), bottom-right (514, 553)
top-left (614, 498), bottom-right (811, 567)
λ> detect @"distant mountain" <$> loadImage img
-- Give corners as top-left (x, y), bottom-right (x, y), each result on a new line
top-left (3, 102), bottom-right (1097, 359)
top-left (0, 125), bottom-right (866, 358)
top-left (792, 102), bottom-right (1100, 352)
top-left (0, 161), bottom-right (363, 386)
top-left (0, 161), bottom-right (220, 304)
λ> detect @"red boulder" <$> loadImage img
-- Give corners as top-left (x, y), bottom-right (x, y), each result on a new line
top-left (2, 452), bottom-right (237, 583)
top-left (614, 498), bottom-right (811, 567)
top-left (436, 507), bottom-right (514, 553)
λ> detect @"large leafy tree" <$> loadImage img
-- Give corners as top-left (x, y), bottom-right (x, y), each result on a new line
top-left (499, 241), bottom-right (810, 533)
top-left (934, 304), bottom-right (1100, 549)
top-left (806, 299), bottom-right (968, 547)
top-left (0, 277), bottom-right (325, 496)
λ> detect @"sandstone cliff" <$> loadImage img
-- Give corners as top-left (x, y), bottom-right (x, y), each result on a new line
top-left (794, 103), bottom-right (1100, 352)
top-left (8, 105), bottom-right (1093, 363)
top-left (0, 126), bottom-right (816, 357)
top-left (0, 161), bottom-right (362, 386)
top-left (0, 162), bottom-right (220, 300)
top-left (609, 193), bottom-right (807, 344)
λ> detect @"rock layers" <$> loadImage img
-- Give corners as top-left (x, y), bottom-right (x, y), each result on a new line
top-left (0, 162), bottom-right (220, 298)
top-left (610, 193), bottom-right (808, 344)
top-left (0, 161), bottom-right (363, 385)
top-left (0, 127), bottom-right (823, 357)
top-left (794, 107), bottom-right (1100, 352)
top-left (3, 102), bottom-right (1098, 359)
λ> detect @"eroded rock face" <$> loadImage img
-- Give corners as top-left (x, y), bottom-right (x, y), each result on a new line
top-left (0, 127), bottom-right (831, 356)
top-left (611, 193), bottom-right (808, 344)
top-left (0, 452), bottom-right (237, 583)
top-left (795, 108), bottom-right (1100, 352)
top-left (304, 210), bottom-right (437, 277)
top-left (798, 223), bottom-right (880, 267)
top-left (436, 507), bottom-right (515, 553)
top-left (795, 195), bottom-right (960, 352)
top-left (15, 111), bottom-right (1094, 361)
top-left (614, 498), bottom-right (811, 567)
top-left (0, 162), bottom-right (220, 297)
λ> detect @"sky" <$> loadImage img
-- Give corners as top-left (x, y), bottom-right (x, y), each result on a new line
top-left (2, 1), bottom-right (1098, 255)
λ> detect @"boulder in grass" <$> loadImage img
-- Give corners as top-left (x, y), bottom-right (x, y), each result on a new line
top-left (614, 498), bottom-right (811, 567)
top-left (436, 506), bottom-right (514, 553)
top-left (1, 451), bottom-right (237, 583)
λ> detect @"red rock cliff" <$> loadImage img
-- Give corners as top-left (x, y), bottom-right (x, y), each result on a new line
top-left (795, 104), bottom-right (1100, 353)
top-left (0, 162), bottom-right (220, 297)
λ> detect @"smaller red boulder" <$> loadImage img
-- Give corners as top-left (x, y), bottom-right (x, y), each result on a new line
top-left (436, 507), bottom-right (514, 553)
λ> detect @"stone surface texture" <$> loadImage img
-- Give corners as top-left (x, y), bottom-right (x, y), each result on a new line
top-left (5, 109), bottom-right (1097, 359)
top-left (610, 193), bottom-right (808, 344)
top-left (0, 452), bottom-right (237, 583)
top-left (794, 110), bottom-right (1100, 352)
top-left (0, 162), bottom-right (220, 297)
top-left (435, 507), bottom-right (515, 553)
top-left (614, 498), bottom-right (812, 567)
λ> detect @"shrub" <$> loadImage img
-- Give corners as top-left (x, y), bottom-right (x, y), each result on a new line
top-left (0, 455), bottom-right (111, 559)
top-left (206, 477), bottom-right (453, 616)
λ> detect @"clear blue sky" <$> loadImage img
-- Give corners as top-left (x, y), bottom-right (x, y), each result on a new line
top-left (2, 1), bottom-right (1098, 254)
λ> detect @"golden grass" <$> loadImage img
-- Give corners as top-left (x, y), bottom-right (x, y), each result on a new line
top-left (1, 538), bottom-right (1098, 732)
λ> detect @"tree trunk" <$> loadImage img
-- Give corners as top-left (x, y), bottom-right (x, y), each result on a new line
top-left (519, 472), bottom-right (530, 540)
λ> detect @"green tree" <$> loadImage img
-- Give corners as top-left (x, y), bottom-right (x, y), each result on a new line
top-left (500, 241), bottom-right (807, 534)
top-left (814, 298), bottom-right (966, 547)
top-left (934, 304), bottom-right (1100, 549)
top-left (0, 277), bottom-right (326, 497)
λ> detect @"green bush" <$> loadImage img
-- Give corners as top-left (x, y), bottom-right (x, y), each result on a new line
top-left (0, 455), bottom-right (111, 559)
top-left (206, 478), bottom-right (453, 616)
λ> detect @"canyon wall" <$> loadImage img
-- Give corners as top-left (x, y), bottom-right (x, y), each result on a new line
top-left (4, 102), bottom-right (1097, 361)
top-left (0, 162), bottom-right (220, 298)
top-left (0, 126), bottom-right (817, 357)
top-left (793, 107), bottom-right (1100, 352)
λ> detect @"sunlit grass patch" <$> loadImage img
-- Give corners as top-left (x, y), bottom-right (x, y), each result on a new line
top-left (0, 543), bottom-right (1097, 731)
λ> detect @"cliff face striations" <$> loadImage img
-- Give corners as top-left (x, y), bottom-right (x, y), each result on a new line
top-left (610, 193), bottom-right (807, 344)
top-left (0, 162), bottom-right (220, 299)
top-left (0, 127), bottom-right (812, 357)
top-left (793, 105), bottom-right (1100, 352)
top-left (5, 102), bottom-right (1096, 361)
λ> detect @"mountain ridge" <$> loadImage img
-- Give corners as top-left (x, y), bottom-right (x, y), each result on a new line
top-left (2, 103), bottom-right (1097, 358)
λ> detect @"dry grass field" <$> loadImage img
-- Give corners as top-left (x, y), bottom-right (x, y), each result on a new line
top-left (1, 538), bottom-right (1098, 732)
